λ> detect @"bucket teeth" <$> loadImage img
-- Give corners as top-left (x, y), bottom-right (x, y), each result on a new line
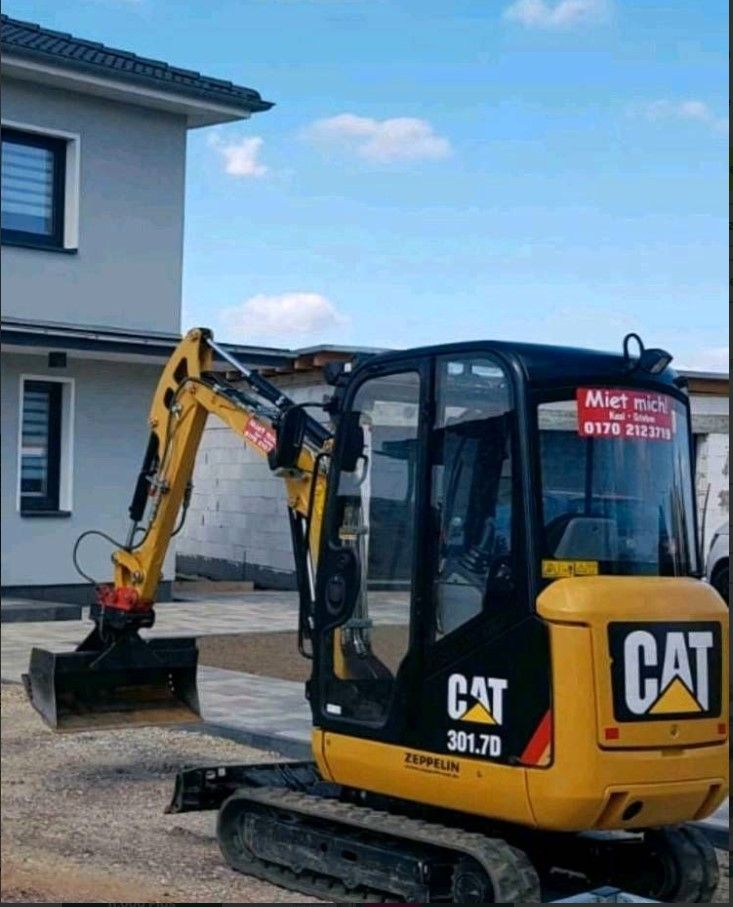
top-left (22, 634), bottom-right (201, 732)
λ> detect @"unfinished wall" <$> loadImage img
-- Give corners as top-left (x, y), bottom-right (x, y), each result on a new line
top-left (696, 431), bottom-right (730, 554)
top-left (176, 379), bottom-right (330, 588)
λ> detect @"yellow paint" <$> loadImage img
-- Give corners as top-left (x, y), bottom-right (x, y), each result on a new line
top-left (311, 729), bottom-right (536, 827)
top-left (649, 677), bottom-right (702, 715)
top-left (542, 559), bottom-right (599, 578)
top-left (461, 701), bottom-right (497, 724)
top-left (315, 576), bottom-right (728, 833)
top-left (528, 576), bottom-right (728, 829)
top-left (538, 575), bottom-right (729, 750)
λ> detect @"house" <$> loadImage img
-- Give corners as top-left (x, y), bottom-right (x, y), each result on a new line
top-left (0, 14), bottom-right (273, 602)
top-left (176, 353), bottom-right (729, 590)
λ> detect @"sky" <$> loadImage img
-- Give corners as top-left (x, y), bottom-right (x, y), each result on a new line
top-left (6, 0), bottom-right (729, 370)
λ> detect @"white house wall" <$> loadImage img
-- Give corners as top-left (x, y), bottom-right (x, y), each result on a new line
top-left (1, 77), bottom-right (187, 335)
top-left (1, 351), bottom-right (176, 591)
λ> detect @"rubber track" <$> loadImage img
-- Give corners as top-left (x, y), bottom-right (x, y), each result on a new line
top-left (218, 786), bottom-right (541, 903)
top-left (679, 824), bottom-right (720, 903)
top-left (647, 826), bottom-right (704, 903)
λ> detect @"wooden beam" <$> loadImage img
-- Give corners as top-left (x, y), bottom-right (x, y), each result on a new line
top-left (686, 377), bottom-right (729, 396)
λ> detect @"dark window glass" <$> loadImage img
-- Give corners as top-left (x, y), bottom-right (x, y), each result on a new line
top-left (431, 356), bottom-right (514, 638)
top-left (1, 129), bottom-right (66, 249)
top-left (538, 395), bottom-right (699, 577)
top-left (20, 380), bottom-right (62, 512)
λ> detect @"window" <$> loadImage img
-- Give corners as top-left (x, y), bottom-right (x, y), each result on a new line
top-left (1, 127), bottom-right (67, 249)
top-left (19, 379), bottom-right (71, 514)
top-left (324, 370), bottom-right (421, 725)
top-left (431, 355), bottom-right (514, 638)
top-left (538, 393), bottom-right (699, 577)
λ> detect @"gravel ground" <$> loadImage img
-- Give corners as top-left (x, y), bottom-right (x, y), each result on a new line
top-left (1, 683), bottom-right (319, 903)
top-left (2, 681), bottom-right (728, 903)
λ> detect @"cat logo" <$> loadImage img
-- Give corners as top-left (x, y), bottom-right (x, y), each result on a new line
top-left (447, 674), bottom-right (507, 725)
top-left (609, 623), bottom-right (722, 722)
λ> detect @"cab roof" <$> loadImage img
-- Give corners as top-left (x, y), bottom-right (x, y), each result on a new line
top-left (358, 339), bottom-right (682, 392)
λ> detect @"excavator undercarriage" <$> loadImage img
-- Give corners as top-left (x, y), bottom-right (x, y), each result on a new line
top-left (168, 760), bottom-right (720, 903)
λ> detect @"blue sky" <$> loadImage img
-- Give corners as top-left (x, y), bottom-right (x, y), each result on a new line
top-left (7, 0), bottom-right (729, 369)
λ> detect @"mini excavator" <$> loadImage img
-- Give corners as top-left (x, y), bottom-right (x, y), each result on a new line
top-left (24, 328), bottom-right (728, 902)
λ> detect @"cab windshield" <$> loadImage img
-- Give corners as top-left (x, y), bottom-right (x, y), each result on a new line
top-left (538, 388), bottom-right (699, 577)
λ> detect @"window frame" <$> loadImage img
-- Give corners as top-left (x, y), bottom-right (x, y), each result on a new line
top-left (1, 122), bottom-right (80, 253)
top-left (17, 374), bottom-right (75, 517)
top-left (316, 356), bottom-right (431, 731)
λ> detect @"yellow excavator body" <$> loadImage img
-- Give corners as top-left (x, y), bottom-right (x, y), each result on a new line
top-left (314, 577), bottom-right (728, 833)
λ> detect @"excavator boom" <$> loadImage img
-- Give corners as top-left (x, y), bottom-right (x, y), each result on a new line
top-left (23, 328), bottom-right (330, 731)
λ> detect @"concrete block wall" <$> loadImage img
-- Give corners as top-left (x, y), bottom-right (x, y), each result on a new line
top-left (696, 431), bottom-right (730, 555)
top-left (176, 380), bottom-right (330, 588)
top-left (691, 392), bottom-right (730, 556)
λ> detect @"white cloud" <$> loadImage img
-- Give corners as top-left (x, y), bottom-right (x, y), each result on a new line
top-left (305, 113), bottom-right (451, 162)
top-left (219, 292), bottom-right (349, 342)
top-left (208, 133), bottom-right (268, 177)
top-left (677, 347), bottom-right (730, 374)
top-left (638, 99), bottom-right (728, 133)
top-left (503, 0), bottom-right (610, 29)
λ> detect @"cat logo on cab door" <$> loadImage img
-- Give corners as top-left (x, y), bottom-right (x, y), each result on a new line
top-left (447, 674), bottom-right (507, 725)
top-left (609, 622), bottom-right (722, 722)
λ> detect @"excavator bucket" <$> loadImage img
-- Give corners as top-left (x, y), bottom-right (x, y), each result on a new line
top-left (22, 629), bottom-right (201, 732)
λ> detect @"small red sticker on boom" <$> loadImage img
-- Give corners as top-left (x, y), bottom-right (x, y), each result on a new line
top-left (244, 420), bottom-right (277, 453)
top-left (576, 388), bottom-right (675, 441)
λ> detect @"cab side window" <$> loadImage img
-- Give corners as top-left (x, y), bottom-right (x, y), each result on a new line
top-left (431, 356), bottom-right (514, 639)
top-left (322, 370), bottom-right (421, 725)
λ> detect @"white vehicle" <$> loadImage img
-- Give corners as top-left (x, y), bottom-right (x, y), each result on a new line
top-left (706, 522), bottom-right (729, 605)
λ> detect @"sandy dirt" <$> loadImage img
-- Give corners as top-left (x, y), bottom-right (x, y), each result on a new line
top-left (198, 626), bottom-right (409, 681)
top-left (0, 683), bottom-right (319, 904)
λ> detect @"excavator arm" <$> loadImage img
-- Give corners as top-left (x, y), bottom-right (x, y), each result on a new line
top-left (107, 327), bottom-right (328, 609)
top-left (23, 328), bottom-right (332, 731)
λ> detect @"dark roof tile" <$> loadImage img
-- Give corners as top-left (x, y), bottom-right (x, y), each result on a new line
top-left (1, 14), bottom-right (273, 114)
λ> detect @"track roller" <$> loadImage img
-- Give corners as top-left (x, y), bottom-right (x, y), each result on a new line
top-left (451, 856), bottom-right (497, 902)
top-left (552, 824), bottom-right (721, 903)
top-left (625, 826), bottom-right (719, 903)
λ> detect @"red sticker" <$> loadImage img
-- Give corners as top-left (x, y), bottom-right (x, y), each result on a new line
top-left (576, 387), bottom-right (675, 441)
top-left (244, 420), bottom-right (277, 453)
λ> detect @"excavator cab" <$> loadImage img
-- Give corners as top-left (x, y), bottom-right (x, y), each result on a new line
top-left (310, 338), bottom-right (726, 829)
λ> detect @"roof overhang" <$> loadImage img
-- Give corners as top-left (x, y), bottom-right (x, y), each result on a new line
top-left (2, 53), bottom-right (257, 127)
top-left (3, 319), bottom-right (728, 396)
top-left (0, 319), bottom-right (294, 369)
